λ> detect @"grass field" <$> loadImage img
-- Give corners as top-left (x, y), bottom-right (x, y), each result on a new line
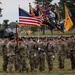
top-left (19, 30), bottom-right (75, 37)
top-left (0, 54), bottom-right (75, 75)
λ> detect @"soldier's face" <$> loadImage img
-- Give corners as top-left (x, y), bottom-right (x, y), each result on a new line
top-left (19, 41), bottom-right (22, 45)
top-left (11, 40), bottom-right (14, 42)
top-left (4, 38), bottom-right (8, 41)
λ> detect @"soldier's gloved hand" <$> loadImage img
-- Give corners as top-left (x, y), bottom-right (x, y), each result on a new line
top-left (44, 52), bottom-right (46, 55)
top-left (52, 55), bottom-right (55, 59)
top-left (38, 48), bottom-right (40, 50)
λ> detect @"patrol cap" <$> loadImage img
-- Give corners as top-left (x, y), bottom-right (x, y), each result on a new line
top-left (9, 37), bottom-right (15, 40)
top-left (33, 39), bottom-right (36, 42)
top-left (2, 36), bottom-right (8, 40)
top-left (3, 36), bottom-right (8, 38)
top-left (70, 35), bottom-right (74, 38)
top-left (19, 38), bottom-right (23, 41)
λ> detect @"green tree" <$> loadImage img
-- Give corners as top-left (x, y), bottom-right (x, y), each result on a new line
top-left (30, 27), bottom-right (38, 34)
top-left (34, 0), bottom-right (53, 8)
top-left (9, 22), bottom-right (16, 29)
top-left (58, 0), bottom-right (75, 26)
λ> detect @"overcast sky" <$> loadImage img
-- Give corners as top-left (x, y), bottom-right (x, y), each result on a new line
top-left (0, 0), bottom-right (59, 23)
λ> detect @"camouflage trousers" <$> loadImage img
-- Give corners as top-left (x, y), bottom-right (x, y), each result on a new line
top-left (29, 56), bottom-right (35, 72)
top-left (38, 54), bottom-right (45, 71)
top-left (34, 56), bottom-right (39, 69)
top-left (70, 50), bottom-right (75, 69)
top-left (46, 54), bottom-right (53, 71)
top-left (19, 56), bottom-right (29, 72)
top-left (15, 53), bottom-right (20, 71)
top-left (7, 55), bottom-right (15, 72)
top-left (58, 55), bottom-right (65, 69)
top-left (2, 55), bottom-right (8, 72)
top-left (15, 53), bottom-right (29, 72)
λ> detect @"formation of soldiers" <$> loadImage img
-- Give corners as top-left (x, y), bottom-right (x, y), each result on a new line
top-left (0, 35), bottom-right (75, 73)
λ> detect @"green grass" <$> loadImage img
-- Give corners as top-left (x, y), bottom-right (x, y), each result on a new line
top-left (0, 55), bottom-right (75, 75)
top-left (19, 30), bottom-right (75, 37)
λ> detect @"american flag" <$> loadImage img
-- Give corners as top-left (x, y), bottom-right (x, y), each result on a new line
top-left (19, 7), bottom-right (42, 27)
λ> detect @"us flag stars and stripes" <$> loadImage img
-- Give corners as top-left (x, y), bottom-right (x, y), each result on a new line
top-left (19, 7), bottom-right (42, 27)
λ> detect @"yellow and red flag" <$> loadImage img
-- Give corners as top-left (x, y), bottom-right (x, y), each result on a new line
top-left (64, 4), bottom-right (73, 31)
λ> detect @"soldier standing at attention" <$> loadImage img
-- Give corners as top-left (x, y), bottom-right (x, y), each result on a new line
top-left (1, 37), bottom-right (9, 72)
top-left (28, 38), bottom-right (36, 72)
top-left (7, 38), bottom-right (16, 72)
top-left (73, 37), bottom-right (75, 69)
top-left (33, 39), bottom-right (38, 70)
top-left (14, 39), bottom-right (20, 72)
top-left (22, 38), bottom-right (29, 71)
top-left (68, 36), bottom-right (75, 70)
top-left (57, 38), bottom-right (66, 69)
top-left (38, 38), bottom-right (46, 71)
top-left (18, 39), bottom-right (29, 73)
top-left (46, 39), bottom-right (55, 71)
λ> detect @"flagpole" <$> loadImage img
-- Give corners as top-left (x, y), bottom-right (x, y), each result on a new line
top-left (16, 21), bottom-right (19, 46)
top-left (14, 21), bottom-right (19, 71)
top-left (38, 27), bottom-right (40, 42)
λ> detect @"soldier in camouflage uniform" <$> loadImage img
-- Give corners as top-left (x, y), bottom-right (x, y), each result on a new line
top-left (33, 39), bottom-right (39, 69)
top-left (28, 38), bottom-right (36, 72)
top-left (68, 36), bottom-right (75, 69)
top-left (17, 39), bottom-right (29, 73)
top-left (22, 39), bottom-right (29, 72)
top-left (14, 43), bottom-right (20, 72)
top-left (64, 37), bottom-right (70, 59)
top-left (57, 38), bottom-right (66, 69)
top-left (7, 38), bottom-right (16, 72)
top-left (53, 38), bottom-right (59, 53)
top-left (46, 39), bottom-right (55, 71)
top-left (73, 37), bottom-right (75, 69)
top-left (38, 39), bottom-right (46, 71)
top-left (1, 37), bottom-right (9, 72)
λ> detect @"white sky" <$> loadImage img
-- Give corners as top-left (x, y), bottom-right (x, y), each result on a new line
top-left (0, 0), bottom-right (59, 23)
